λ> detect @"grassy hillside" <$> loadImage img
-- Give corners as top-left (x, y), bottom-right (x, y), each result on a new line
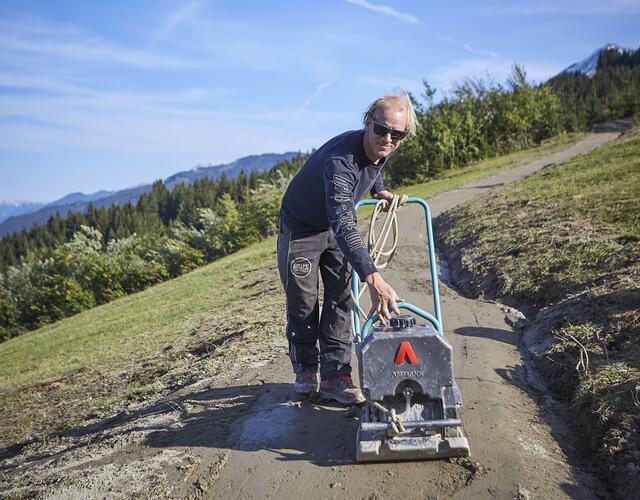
top-left (437, 126), bottom-right (639, 498)
top-left (0, 240), bottom-right (287, 447)
top-left (0, 132), bottom-right (583, 448)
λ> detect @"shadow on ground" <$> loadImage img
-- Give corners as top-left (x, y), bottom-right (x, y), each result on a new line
top-left (0, 382), bottom-right (357, 474)
top-left (454, 326), bottom-right (518, 346)
top-left (143, 382), bottom-right (358, 466)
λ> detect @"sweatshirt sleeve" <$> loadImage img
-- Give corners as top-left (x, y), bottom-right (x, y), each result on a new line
top-left (369, 173), bottom-right (385, 197)
top-left (324, 158), bottom-right (378, 279)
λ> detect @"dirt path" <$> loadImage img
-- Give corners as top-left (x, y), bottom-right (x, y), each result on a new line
top-left (0, 131), bottom-right (619, 499)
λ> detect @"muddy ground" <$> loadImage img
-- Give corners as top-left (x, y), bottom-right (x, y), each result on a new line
top-left (0, 130), bottom-right (619, 499)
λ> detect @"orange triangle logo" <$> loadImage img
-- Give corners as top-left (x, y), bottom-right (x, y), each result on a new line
top-left (394, 341), bottom-right (419, 365)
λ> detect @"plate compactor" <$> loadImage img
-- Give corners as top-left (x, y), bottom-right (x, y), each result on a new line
top-left (351, 197), bottom-right (470, 462)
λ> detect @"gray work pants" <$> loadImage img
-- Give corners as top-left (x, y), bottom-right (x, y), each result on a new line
top-left (276, 223), bottom-right (353, 380)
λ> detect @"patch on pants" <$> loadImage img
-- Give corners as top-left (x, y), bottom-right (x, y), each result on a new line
top-left (290, 257), bottom-right (312, 278)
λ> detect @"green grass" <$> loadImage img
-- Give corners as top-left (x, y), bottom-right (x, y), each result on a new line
top-left (440, 128), bottom-right (639, 307)
top-left (0, 131), bottom-right (585, 446)
top-left (0, 241), bottom-right (276, 388)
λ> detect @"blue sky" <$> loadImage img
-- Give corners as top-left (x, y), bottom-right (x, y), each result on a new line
top-left (1, 0), bottom-right (638, 202)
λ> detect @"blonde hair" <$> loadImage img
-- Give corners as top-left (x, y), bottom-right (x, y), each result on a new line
top-left (362, 89), bottom-right (418, 136)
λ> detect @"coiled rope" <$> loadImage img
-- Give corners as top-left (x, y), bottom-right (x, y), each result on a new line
top-left (352, 193), bottom-right (409, 320)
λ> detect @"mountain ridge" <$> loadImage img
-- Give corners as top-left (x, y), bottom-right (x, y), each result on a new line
top-left (0, 201), bottom-right (46, 225)
top-left (0, 151), bottom-right (300, 237)
top-left (558, 42), bottom-right (636, 77)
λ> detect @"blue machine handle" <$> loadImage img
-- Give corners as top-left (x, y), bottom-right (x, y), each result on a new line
top-left (351, 197), bottom-right (444, 342)
top-left (361, 301), bottom-right (442, 339)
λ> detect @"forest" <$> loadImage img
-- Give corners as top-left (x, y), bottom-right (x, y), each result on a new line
top-left (1, 49), bottom-right (639, 341)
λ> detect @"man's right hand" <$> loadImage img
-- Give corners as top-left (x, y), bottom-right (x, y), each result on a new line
top-left (365, 272), bottom-right (400, 323)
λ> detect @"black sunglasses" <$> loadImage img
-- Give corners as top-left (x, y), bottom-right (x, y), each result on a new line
top-left (371, 119), bottom-right (408, 141)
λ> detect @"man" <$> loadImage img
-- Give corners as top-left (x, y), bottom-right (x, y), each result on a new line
top-left (277, 92), bottom-right (418, 405)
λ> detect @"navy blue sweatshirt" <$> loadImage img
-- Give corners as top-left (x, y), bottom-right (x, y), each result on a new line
top-left (280, 130), bottom-right (386, 278)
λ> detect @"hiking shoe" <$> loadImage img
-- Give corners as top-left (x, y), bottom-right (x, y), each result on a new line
top-left (294, 371), bottom-right (318, 394)
top-left (319, 375), bottom-right (366, 405)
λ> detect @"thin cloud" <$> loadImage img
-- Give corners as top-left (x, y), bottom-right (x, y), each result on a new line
top-left (301, 80), bottom-right (336, 110)
top-left (345, 0), bottom-right (419, 24)
top-left (0, 85), bottom-right (330, 161)
top-left (0, 72), bottom-right (93, 96)
top-left (294, 79), bottom-right (336, 121)
top-left (0, 19), bottom-right (198, 70)
top-left (429, 59), bottom-right (560, 93)
top-left (144, 13), bottom-right (350, 77)
top-left (152, 0), bottom-right (205, 41)
top-left (437, 35), bottom-right (503, 60)
top-left (433, 36), bottom-right (561, 92)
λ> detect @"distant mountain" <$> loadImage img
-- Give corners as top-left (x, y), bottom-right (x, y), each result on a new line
top-left (0, 186), bottom-right (150, 238)
top-left (49, 190), bottom-right (115, 207)
top-left (164, 152), bottom-right (300, 188)
top-left (0, 191), bottom-right (116, 225)
top-left (548, 43), bottom-right (640, 131)
top-left (558, 43), bottom-right (635, 78)
top-left (0, 151), bottom-right (300, 238)
top-left (0, 201), bottom-right (46, 224)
